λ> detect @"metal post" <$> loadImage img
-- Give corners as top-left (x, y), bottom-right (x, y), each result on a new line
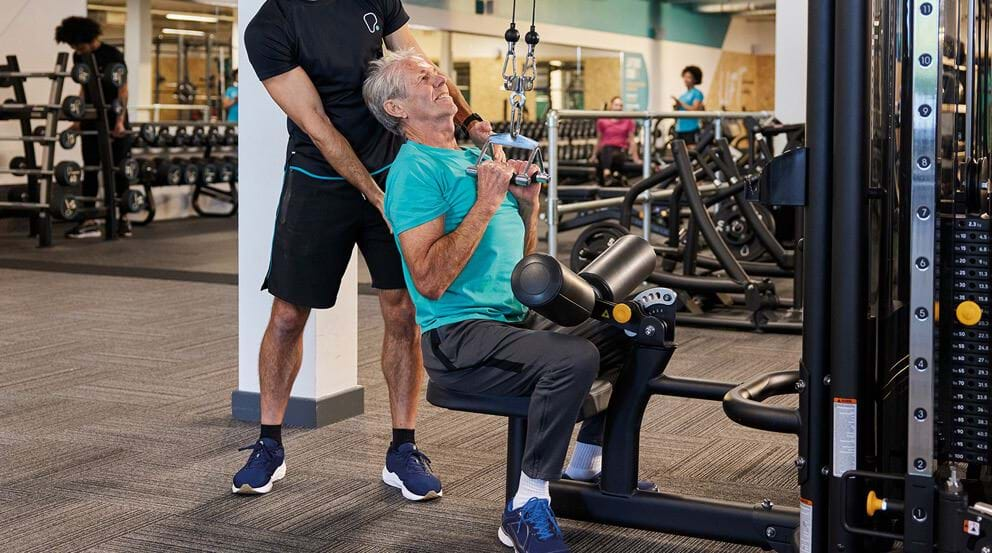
top-left (715, 117), bottom-right (723, 140)
top-left (547, 110), bottom-right (559, 257)
top-left (800, 0), bottom-right (834, 550)
top-left (904, 0), bottom-right (940, 549)
top-left (829, 0), bottom-right (869, 548)
top-left (966, 0), bottom-right (976, 157)
top-left (641, 117), bottom-right (652, 240)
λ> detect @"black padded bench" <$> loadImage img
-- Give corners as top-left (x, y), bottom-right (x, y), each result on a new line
top-left (425, 378), bottom-right (613, 504)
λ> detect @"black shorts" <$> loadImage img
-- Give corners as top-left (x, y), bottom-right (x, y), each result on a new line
top-left (262, 167), bottom-right (406, 309)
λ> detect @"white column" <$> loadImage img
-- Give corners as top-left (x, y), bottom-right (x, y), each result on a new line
top-left (439, 31), bottom-right (453, 79)
top-left (125, 0), bottom-right (153, 116)
top-left (775, 0), bottom-right (808, 124)
top-left (233, 0), bottom-right (363, 427)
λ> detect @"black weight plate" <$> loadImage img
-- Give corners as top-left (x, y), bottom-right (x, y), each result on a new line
top-left (54, 161), bottom-right (82, 187)
top-left (140, 124), bottom-right (157, 145)
top-left (104, 63), bottom-right (127, 88)
top-left (71, 63), bottom-right (91, 85)
top-left (9, 156), bottom-right (28, 176)
top-left (61, 96), bottom-right (85, 120)
top-left (59, 129), bottom-right (77, 149)
top-left (569, 222), bottom-right (630, 272)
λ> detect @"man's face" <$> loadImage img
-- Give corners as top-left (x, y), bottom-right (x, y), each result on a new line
top-left (72, 42), bottom-right (95, 55)
top-left (394, 58), bottom-right (456, 125)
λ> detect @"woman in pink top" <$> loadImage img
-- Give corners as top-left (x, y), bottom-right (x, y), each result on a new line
top-left (590, 96), bottom-right (641, 186)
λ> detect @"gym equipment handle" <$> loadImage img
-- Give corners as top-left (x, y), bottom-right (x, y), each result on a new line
top-left (722, 370), bottom-right (801, 434)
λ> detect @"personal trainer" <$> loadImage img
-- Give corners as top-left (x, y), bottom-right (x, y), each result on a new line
top-left (235, 0), bottom-right (496, 501)
top-left (671, 65), bottom-right (705, 144)
top-left (365, 50), bottom-right (653, 553)
top-left (55, 16), bottom-right (132, 238)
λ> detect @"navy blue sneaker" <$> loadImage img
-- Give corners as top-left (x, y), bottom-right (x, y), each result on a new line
top-left (561, 471), bottom-right (659, 493)
top-left (498, 497), bottom-right (570, 552)
top-left (381, 443), bottom-right (442, 501)
top-left (231, 438), bottom-right (286, 494)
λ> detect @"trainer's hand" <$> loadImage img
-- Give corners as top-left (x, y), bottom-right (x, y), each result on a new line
top-left (476, 160), bottom-right (513, 212)
top-left (468, 119), bottom-right (506, 162)
top-left (370, 192), bottom-right (393, 233)
top-left (506, 159), bottom-right (541, 206)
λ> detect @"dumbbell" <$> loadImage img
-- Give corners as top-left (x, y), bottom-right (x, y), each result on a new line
top-left (1, 96), bottom-right (86, 120)
top-left (172, 126), bottom-right (189, 147)
top-left (139, 123), bottom-right (159, 146)
top-left (0, 63), bottom-right (92, 88)
top-left (0, 128), bottom-right (58, 144)
top-left (193, 158), bottom-right (219, 184)
top-left (151, 157), bottom-right (183, 186)
top-left (212, 158), bottom-right (235, 183)
top-left (3, 158), bottom-right (83, 186)
top-left (223, 156), bottom-right (238, 181)
top-left (223, 127), bottom-right (237, 145)
top-left (51, 186), bottom-right (146, 220)
top-left (190, 126), bottom-right (206, 146)
top-left (157, 126), bottom-right (175, 146)
top-left (174, 158), bottom-right (201, 185)
top-left (58, 126), bottom-right (137, 149)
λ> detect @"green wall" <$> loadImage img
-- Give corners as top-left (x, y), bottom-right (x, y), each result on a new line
top-left (404, 0), bottom-right (731, 45)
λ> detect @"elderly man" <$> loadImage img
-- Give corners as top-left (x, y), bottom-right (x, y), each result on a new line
top-left (362, 49), bottom-right (644, 553)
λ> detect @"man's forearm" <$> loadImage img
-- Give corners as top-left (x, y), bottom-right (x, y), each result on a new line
top-left (415, 203), bottom-right (497, 299)
top-left (519, 203), bottom-right (539, 256)
top-left (307, 119), bottom-right (382, 202)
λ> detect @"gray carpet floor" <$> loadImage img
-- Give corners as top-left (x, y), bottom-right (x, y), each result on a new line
top-left (0, 214), bottom-right (802, 552)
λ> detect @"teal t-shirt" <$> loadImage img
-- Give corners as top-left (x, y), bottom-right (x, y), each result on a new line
top-left (225, 85), bottom-right (238, 122)
top-left (674, 87), bottom-right (704, 132)
top-left (384, 141), bottom-right (528, 333)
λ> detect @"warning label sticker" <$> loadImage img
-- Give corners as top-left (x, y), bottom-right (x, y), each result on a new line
top-left (800, 498), bottom-right (813, 553)
top-left (833, 399), bottom-right (857, 477)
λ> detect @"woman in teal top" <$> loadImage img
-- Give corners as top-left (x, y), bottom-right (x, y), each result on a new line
top-left (223, 69), bottom-right (238, 122)
top-left (671, 65), bottom-right (704, 144)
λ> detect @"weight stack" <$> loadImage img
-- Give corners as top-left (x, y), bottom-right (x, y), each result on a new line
top-left (936, 216), bottom-right (992, 463)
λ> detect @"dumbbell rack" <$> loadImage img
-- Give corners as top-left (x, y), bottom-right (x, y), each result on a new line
top-left (0, 54), bottom-right (68, 246)
top-left (129, 121), bottom-right (238, 225)
top-left (0, 52), bottom-right (122, 245)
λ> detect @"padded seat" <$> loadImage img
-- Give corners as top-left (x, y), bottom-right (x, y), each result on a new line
top-left (426, 378), bottom-right (613, 421)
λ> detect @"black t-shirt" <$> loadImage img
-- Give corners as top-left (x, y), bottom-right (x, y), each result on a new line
top-left (72, 42), bottom-right (125, 106)
top-left (244, 0), bottom-right (410, 178)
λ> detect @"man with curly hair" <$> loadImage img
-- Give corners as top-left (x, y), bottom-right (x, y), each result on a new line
top-left (55, 16), bottom-right (133, 238)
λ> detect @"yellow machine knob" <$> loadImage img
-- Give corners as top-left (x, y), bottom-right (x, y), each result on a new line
top-left (866, 490), bottom-right (884, 517)
top-left (612, 303), bottom-right (632, 324)
top-left (956, 301), bottom-right (983, 326)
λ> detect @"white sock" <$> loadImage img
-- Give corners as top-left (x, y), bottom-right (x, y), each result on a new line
top-left (512, 472), bottom-right (550, 510)
top-left (564, 442), bottom-right (602, 481)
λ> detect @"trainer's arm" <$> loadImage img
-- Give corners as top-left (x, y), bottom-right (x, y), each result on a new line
top-left (261, 67), bottom-right (384, 209)
top-left (397, 161), bottom-right (513, 300)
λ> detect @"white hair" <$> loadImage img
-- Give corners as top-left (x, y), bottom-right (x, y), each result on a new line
top-left (363, 48), bottom-right (426, 136)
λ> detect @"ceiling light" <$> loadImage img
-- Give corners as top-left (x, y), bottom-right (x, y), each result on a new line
top-left (166, 13), bottom-right (219, 23)
top-left (163, 28), bottom-right (207, 37)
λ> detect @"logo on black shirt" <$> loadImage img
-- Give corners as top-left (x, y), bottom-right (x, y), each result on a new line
top-left (363, 13), bottom-right (380, 33)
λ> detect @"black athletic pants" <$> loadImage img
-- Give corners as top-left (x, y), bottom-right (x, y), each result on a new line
top-left (80, 122), bottom-right (131, 211)
top-left (595, 145), bottom-right (627, 186)
top-left (422, 313), bottom-right (630, 480)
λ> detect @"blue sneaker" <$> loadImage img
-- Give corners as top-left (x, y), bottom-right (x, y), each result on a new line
top-left (231, 438), bottom-right (286, 494)
top-left (561, 471), bottom-right (659, 493)
top-left (498, 497), bottom-right (570, 552)
top-left (381, 443), bottom-right (442, 501)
